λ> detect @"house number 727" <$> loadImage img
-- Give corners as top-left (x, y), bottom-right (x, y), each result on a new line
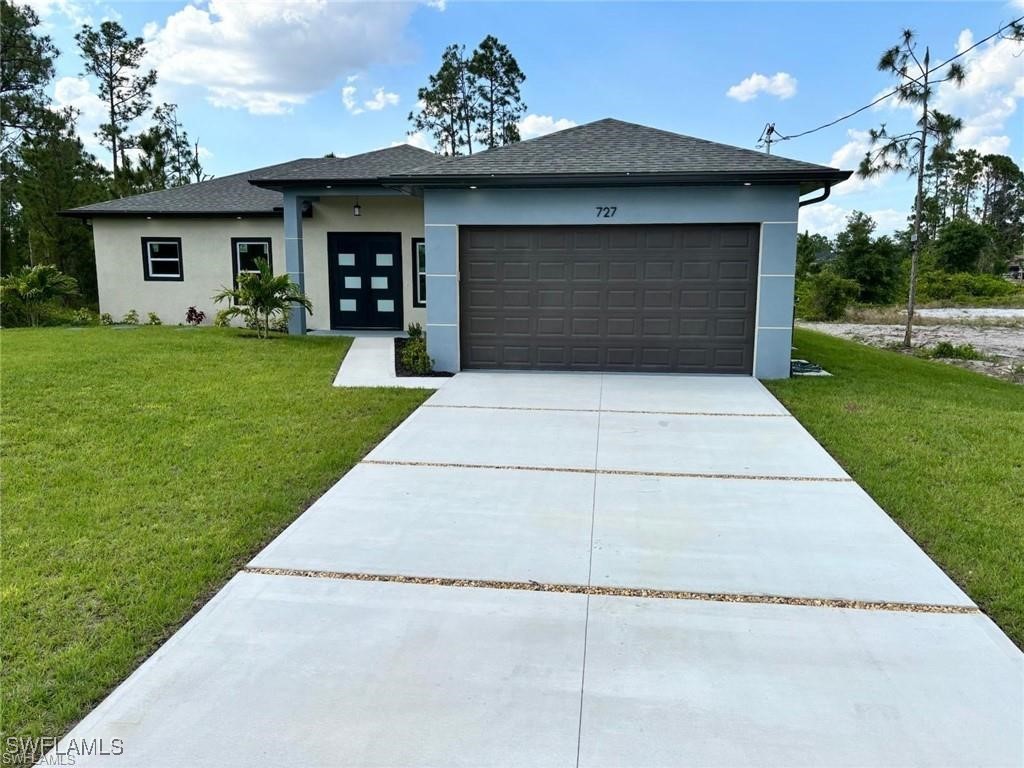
top-left (595, 206), bottom-right (617, 218)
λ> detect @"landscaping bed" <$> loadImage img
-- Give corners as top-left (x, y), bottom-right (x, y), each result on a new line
top-left (0, 327), bottom-right (430, 754)
top-left (766, 329), bottom-right (1024, 648)
top-left (394, 336), bottom-right (453, 378)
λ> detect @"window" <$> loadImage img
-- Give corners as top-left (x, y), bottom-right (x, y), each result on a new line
top-left (231, 238), bottom-right (272, 289)
top-left (412, 238), bottom-right (426, 307)
top-left (142, 238), bottom-right (183, 281)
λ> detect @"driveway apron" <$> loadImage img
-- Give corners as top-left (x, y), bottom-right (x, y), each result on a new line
top-left (60, 372), bottom-right (1023, 767)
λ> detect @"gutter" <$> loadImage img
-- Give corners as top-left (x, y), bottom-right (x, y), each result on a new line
top-left (798, 183), bottom-right (832, 207)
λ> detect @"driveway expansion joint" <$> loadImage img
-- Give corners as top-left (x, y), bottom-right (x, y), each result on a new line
top-left (242, 567), bottom-right (979, 614)
top-left (362, 459), bottom-right (853, 483)
top-left (423, 403), bottom-right (792, 418)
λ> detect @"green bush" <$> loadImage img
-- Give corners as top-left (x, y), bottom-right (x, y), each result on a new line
top-left (71, 308), bottom-right (98, 326)
top-left (400, 336), bottom-right (433, 374)
top-left (213, 309), bottom-right (233, 328)
top-left (796, 271), bottom-right (860, 321)
top-left (99, 313), bottom-right (114, 326)
top-left (121, 309), bottom-right (139, 325)
top-left (146, 312), bottom-right (162, 326)
top-left (916, 271), bottom-right (1017, 302)
top-left (930, 341), bottom-right (984, 361)
top-left (406, 322), bottom-right (424, 340)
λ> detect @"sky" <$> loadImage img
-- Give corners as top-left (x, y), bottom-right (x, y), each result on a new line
top-left (26, 0), bottom-right (1024, 237)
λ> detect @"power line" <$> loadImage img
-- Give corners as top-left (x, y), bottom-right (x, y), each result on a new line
top-left (767, 16), bottom-right (1023, 145)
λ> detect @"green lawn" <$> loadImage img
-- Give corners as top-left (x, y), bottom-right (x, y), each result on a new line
top-left (766, 329), bottom-right (1024, 647)
top-left (0, 327), bottom-right (430, 750)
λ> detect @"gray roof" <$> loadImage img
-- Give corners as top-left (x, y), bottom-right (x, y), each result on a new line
top-left (247, 145), bottom-right (437, 186)
top-left (393, 118), bottom-right (848, 187)
top-left (63, 145), bottom-right (439, 217)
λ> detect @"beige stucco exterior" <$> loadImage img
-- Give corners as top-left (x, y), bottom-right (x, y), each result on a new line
top-left (92, 194), bottom-right (426, 330)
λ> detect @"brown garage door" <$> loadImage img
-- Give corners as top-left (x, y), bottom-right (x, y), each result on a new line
top-left (459, 224), bottom-right (759, 373)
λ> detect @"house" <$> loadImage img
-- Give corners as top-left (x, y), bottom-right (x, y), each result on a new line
top-left (64, 118), bottom-right (851, 377)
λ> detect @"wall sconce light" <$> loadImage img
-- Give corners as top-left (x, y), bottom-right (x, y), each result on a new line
top-left (353, 198), bottom-right (362, 217)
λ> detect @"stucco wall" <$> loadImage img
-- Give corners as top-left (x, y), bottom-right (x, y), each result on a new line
top-left (301, 195), bottom-right (426, 331)
top-left (91, 195), bottom-right (425, 331)
top-left (423, 185), bottom-right (800, 378)
top-left (93, 217), bottom-right (286, 326)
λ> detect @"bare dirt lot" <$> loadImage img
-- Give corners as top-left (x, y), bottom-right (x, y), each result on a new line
top-left (801, 313), bottom-right (1024, 384)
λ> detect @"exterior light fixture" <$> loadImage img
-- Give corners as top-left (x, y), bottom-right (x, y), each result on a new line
top-left (469, 185), bottom-right (478, 189)
top-left (353, 198), bottom-right (362, 217)
top-left (236, 216), bottom-right (243, 220)
top-left (743, 182), bottom-right (752, 186)
top-left (326, 184), bottom-right (332, 189)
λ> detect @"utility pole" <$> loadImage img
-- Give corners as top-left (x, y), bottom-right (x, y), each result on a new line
top-left (758, 122), bottom-right (778, 154)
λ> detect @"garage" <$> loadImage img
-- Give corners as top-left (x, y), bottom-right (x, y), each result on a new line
top-left (459, 224), bottom-right (760, 373)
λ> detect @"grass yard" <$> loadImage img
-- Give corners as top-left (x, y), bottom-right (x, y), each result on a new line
top-left (0, 327), bottom-right (430, 751)
top-left (766, 329), bottom-right (1024, 647)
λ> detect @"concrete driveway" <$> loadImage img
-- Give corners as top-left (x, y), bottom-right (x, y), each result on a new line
top-left (61, 373), bottom-right (1023, 767)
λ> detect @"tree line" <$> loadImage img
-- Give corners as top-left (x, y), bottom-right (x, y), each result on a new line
top-left (1, 1), bottom-right (207, 305)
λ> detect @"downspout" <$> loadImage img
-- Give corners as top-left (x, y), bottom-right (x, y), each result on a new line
top-left (798, 183), bottom-right (832, 207)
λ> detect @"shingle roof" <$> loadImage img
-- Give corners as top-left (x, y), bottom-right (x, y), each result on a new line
top-left (393, 118), bottom-right (848, 187)
top-left (247, 145), bottom-right (438, 185)
top-left (62, 145), bottom-right (439, 217)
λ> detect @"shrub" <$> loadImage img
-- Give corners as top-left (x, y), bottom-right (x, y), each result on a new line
top-left (99, 312), bottom-right (114, 326)
top-left (406, 322), bottom-right (424, 340)
top-left (916, 271), bottom-right (1017, 302)
top-left (213, 309), bottom-right (232, 328)
top-left (71, 308), bottom-right (98, 326)
top-left (930, 341), bottom-right (984, 361)
top-left (211, 260), bottom-right (311, 339)
top-left (146, 312), bottom-right (162, 326)
top-left (796, 271), bottom-right (860, 321)
top-left (185, 306), bottom-right (206, 326)
top-left (121, 309), bottom-right (139, 325)
top-left (0, 264), bottom-right (79, 327)
top-left (400, 336), bottom-right (433, 374)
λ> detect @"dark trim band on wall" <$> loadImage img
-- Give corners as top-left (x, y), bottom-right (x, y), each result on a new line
top-left (411, 237), bottom-right (426, 308)
top-left (141, 236), bottom-right (184, 281)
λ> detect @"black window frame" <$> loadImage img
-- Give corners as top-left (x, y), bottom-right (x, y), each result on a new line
top-left (231, 237), bottom-right (273, 288)
top-left (412, 237), bottom-right (426, 308)
top-left (141, 237), bottom-right (184, 281)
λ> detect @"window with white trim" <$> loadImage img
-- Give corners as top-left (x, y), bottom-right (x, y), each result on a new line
top-left (142, 238), bottom-right (183, 281)
top-left (412, 237), bottom-right (426, 307)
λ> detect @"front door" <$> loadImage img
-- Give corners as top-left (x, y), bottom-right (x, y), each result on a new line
top-left (327, 232), bottom-right (403, 330)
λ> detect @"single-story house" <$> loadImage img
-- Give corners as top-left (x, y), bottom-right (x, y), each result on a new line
top-left (64, 118), bottom-right (851, 378)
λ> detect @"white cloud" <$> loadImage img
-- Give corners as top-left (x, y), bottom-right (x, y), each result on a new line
top-left (517, 114), bottom-right (576, 140)
top-left (826, 129), bottom-right (888, 196)
top-left (364, 88), bottom-right (399, 112)
top-left (143, 1), bottom-right (414, 115)
top-left (392, 131), bottom-right (433, 151)
top-left (798, 202), bottom-right (906, 238)
top-left (726, 72), bottom-right (797, 102)
top-left (24, 0), bottom-right (92, 26)
top-left (342, 85), bottom-right (362, 115)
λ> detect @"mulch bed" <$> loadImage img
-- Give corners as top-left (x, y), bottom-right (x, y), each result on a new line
top-left (394, 337), bottom-right (454, 378)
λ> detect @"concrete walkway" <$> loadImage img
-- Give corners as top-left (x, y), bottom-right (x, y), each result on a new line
top-left (59, 373), bottom-right (1023, 767)
top-left (332, 335), bottom-right (446, 389)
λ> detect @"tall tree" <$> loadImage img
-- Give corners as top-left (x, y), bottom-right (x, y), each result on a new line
top-left (858, 30), bottom-right (965, 346)
top-left (14, 109), bottom-right (110, 300)
top-left (75, 20), bottom-right (157, 181)
top-left (795, 231), bottom-right (830, 282)
top-left (833, 211), bottom-right (902, 304)
top-left (130, 103), bottom-right (207, 191)
top-left (410, 45), bottom-right (472, 156)
top-left (469, 35), bottom-right (526, 148)
top-left (0, 1), bottom-right (59, 162)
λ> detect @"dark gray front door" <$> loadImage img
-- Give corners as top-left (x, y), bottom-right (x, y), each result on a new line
top-left (459, 224), bottom-right (759, 373)
top-left (328, 232), bottom-right (403, 330)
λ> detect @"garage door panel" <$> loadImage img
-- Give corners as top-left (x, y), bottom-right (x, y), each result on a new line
top-left (460, 225), bottom-right (758, 374)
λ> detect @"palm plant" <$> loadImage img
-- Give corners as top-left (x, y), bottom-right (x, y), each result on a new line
top-left (212, 259), bottom-right (312, 339)
top-left (0, 264), bottom-right (79, 326)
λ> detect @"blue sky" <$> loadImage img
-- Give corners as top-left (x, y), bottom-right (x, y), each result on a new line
top-left (29, 0), bottom-right (1024, 236)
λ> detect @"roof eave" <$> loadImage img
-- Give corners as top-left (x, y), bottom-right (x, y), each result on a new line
top-left (59, 209), bottom-right (283, 219)
top-left (387, 169), bottom-right (853, 189)
top-left (247, 178), bottom-right (392, 190)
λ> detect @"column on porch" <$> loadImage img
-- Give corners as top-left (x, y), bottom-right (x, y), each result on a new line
top-left (283, 190), bottom-right (307, 335)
